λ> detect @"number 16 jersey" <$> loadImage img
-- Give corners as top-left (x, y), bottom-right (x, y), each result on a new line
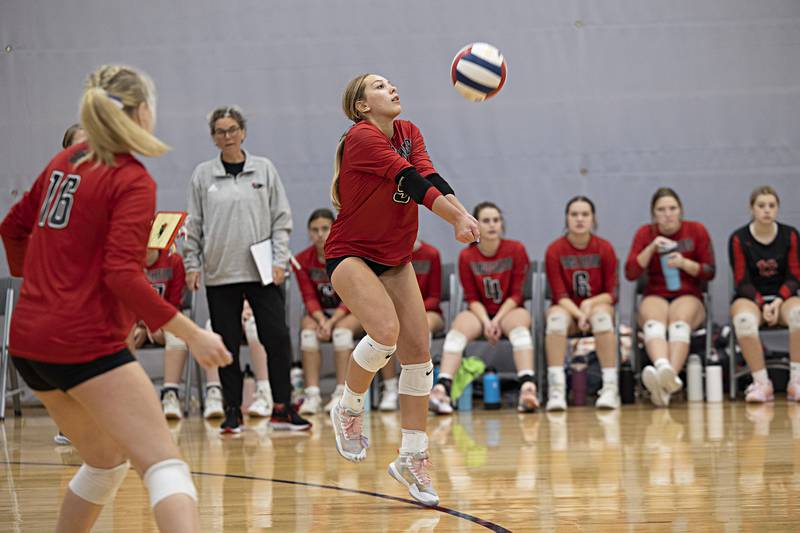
top-left (458, 239), bottom-right (530, 317)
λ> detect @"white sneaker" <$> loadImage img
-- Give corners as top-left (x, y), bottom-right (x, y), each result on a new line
top-left (162, 389), bottom-right (182, 420)
top-left (248, 384), bottom-right (274, 418)
top-left (657, 363), bottom-right (683, 394)
top-left (595, 383), bottom-right (620, 409)
top-left (324, 385), bottom-right (345, 413)
top-left (379, 389), bottom-right (399, 411)
top-left (204, 386), bottom-right (225, 419)
top-left (546, 383), bottom-right (567, 412)
top-left (330, 403), bottom-right (368, 462)
top-left (642, 366), bottom-right (669, 407)
top-left (388, 451), bottom-right (439, 506)
top-left (53, 432), bottom-right (71, 446)
top-left (517, 382), bottom-right (539, 413)
top-left (300, 392), bottom-right (322, 415)
top-left (428, 385), bottom-right (453, 415)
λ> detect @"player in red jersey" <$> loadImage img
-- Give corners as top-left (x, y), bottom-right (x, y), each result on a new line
top-left (544, 196), bottom-right (620, 411)
top-left (124, 247), bottom-right (191, 420)
top-left (324, 74), bottom-right (479, 505)
top-left (412, 238), bottom-right (445, 340)
top-left (0, 65), bottom-right (230, 533)
top-left (430, 202), bottom-right (538, 415)
top-left (625, 187), bottom-right (715, 407)
top-left (729, 186), bottom-right (800, 402)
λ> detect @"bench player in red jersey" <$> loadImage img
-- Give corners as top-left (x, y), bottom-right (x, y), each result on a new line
top-left (544, 196), bottom-right (620, 411)
top-left (729, 186), bottom-right (800, 402)
top-left (430, 201), bottom-right (538, 415)
top-left (625, 187), bottom-right (715, 407)
top-left (412, 238), bottom-right (445, 341)
top-left (324, 74), bottom-right (479, 505)
top-left (0, 65), bottom-right (230, 532)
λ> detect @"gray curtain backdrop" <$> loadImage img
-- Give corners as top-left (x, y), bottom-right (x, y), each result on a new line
top-left (2, 0), bottom-right (799, 329)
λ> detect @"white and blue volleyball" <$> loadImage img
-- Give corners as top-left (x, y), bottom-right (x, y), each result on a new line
top-left (450, 42), bottom-right (507, 101)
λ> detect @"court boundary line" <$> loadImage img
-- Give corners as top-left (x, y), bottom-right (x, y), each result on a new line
top-left (1, 460), bottom-right (511, 532)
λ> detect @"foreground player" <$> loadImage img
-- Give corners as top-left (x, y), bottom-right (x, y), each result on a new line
top-left (325, 73), bottom-right (480, 505)
top-left (0, 65), bottom-right (231, 532)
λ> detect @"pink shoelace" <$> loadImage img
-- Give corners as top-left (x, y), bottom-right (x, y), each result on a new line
top-left (342, 411), bottom-right (369, 448)
top-left (408, 455), bottom-right (433, 486)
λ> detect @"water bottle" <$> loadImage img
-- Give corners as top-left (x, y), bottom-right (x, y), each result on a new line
top-left (687, 354), bottom-right (703, 402)
top-left (658, 242), bottom-right (681, 291)
top-left (705, 364), bottom-right (723, 403)
top-left (619, 361), bottom-right (636, 404)
top-left (290, 362), bottom-right (304, 404)
top-left (241, 364), bottom-right (255, 412)
top-left (457, 382), bottom-right (473, 411)
top-left (482, 368), bottom-right (501, 410)
top-left (570, 355), bottom-right (588, 406)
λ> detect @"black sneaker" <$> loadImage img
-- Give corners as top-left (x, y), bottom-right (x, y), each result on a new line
top-left (220, 406), bottom-right (243, 434)
top-left (270, 405), bottom-right (312, 431)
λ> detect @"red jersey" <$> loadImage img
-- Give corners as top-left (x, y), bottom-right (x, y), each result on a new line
top-left (624, 221), bottom-right (716, 299)
top-left (411, 241), bottom-right (442, 313)
top-left (325, 120), bottom-right (437, 266)
top-left (545, 235), bottom-right (618, 305)
top-left (729, 223), bottom-right (800, 306)
top-left (291, 245), bottom-right (346, 314)
top-left (0, 143), bottom-right (177, 363)
top-left (459, 239), bottom-right (530, 317)
top-left (146, 250), bottom-right (186, 309)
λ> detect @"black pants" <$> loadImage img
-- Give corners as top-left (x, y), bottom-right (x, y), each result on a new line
top-left (206, 282), bottom-right (291, 409)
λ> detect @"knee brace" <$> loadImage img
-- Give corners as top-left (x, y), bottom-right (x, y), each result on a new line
top-left (352, 334), bottom-right (396, 373)
top-left (164, 331), bottom-right (187, 351)
top-left (643, 320), bottom-right (666, 343)
top-left (668, 321), bottom-right (691, 345)
top-left (68, 460), bottom-right (130, 505)
top-left (300, 329), bottom-right (319, 351)
top-left (399, 360), bottom-right (434, 396)
top-left (509, 326), bottom-right (533, 351)
top-left (733, 312), bottom-right (759, 338)
top-left (243, 317), bottom-right (258, 342)
top-left (143, 459), bottom-right (197, 509)
top-left (788, 306), bottom-right (800, 332)
top-left (332, 328), bottom-right (354, 351)
top-left (590, 312), bottom-right (613, 334)
top-left (546, 312), bottom-right (568, 336)
top-left (443, 329), bottom-right (467, 354)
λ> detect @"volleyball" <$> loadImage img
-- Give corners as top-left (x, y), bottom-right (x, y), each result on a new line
top-left (450, 42), bottom-right (507, 101)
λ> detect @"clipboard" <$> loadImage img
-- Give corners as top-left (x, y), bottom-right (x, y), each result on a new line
top-left (147, 211), bottom-right (187, 250)
top-left (250, 239), bottom-right (274, 286)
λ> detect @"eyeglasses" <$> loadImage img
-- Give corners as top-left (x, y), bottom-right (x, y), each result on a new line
top-left (213, 125), bottom-right (241, 137)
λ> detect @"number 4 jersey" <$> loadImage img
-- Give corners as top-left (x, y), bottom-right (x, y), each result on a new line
top-left (458, 239), bottom-right (530, 317)
top-left (545, 235), bottom-right (618, 305)
top-left (0, 143), bottom-right (177, 363)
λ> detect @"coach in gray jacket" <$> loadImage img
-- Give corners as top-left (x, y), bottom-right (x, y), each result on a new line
top-left (184, 106), bottom-right (310, 433)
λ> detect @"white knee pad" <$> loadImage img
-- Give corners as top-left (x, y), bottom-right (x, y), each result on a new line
top-left (244, 316), bottom-right (258, 342)
top-left (68, 460), bottom-right (130, 505)
top-left (788, 307), bottom-right (800, 332)
top-left (399, 360), bottom-right (434, 396)
top-left (546, 313), bottom-right (568, 336)
top-left (332, 328), bottom-right (354, 351)
top-left (164, 331), bottom-right (187, 351)
top-left (143, 459), bottom-right (197, 509)
top-left (443, 330), bottom-right (467, 354)
top-left (643, 320), bottom-right (667, 343)
top-left (509, 326), bottom-right (533, 351)
top-left (668, 321), bottom-right (691, 345)
top-left (300, 329), bottom-right (319, 351)
top-left (590, 312), bottom-right (613, 334)
top-left (733, 312), bottom-right (759, 338)
top-left (352, 334), bottom-right (396, 373)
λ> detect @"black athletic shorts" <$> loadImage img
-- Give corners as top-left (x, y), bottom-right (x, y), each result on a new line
top-left (12, 347), bottom-right (136, 392)
top-left (326, 256), bottom-right (394, 280)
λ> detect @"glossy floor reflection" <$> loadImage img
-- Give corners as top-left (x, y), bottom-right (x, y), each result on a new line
top-left (2, 402), bottom-right (800, 531)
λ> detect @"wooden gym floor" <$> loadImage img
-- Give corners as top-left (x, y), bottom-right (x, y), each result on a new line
top-left (2, 401), bottom-right (800, 531)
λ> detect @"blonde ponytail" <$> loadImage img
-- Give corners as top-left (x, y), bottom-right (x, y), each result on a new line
top-left (77, 65), bottom-right (170, 167)
top-left (330, 74), bottom-right (371, 211)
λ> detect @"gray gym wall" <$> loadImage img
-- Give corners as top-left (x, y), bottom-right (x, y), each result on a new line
top-left (2, 0), bottom-right (799, 331)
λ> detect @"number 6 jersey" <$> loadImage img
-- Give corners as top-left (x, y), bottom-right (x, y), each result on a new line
top-left (545, 234), bottom-right (618, 305)
top-left (0, 143), bottom-right (177, 363)
top-left (458, 239), bottom-right (530, 317)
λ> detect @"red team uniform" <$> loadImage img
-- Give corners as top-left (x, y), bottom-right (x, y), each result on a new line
top-left (625, 221), bottom-right (716, 299)
top-left (459, 239), bottom-right (530, 317)
top-left (545, 235), bottom-right (618, 305)
top-left (411, 241), bottom-right (442, 314)
top-left (0, 143), bottom-right (176, 363)
top-left (729, 223), bottom-right (800, 306)
top-left (325, 120), bottom-right (439, 266)
top-left (146, 250), bottom-right (186, 309)
top-left (292, 245), bottom-right (347, 314)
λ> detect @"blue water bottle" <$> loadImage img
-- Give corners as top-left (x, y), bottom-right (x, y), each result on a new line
top-left (483, 367), bottom-right (501, 410)
top-left (659, 243), bottom-right (681, 291)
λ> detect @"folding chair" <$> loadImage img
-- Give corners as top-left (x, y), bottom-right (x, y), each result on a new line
top-left (0, 277), bottom-right (23, 419)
